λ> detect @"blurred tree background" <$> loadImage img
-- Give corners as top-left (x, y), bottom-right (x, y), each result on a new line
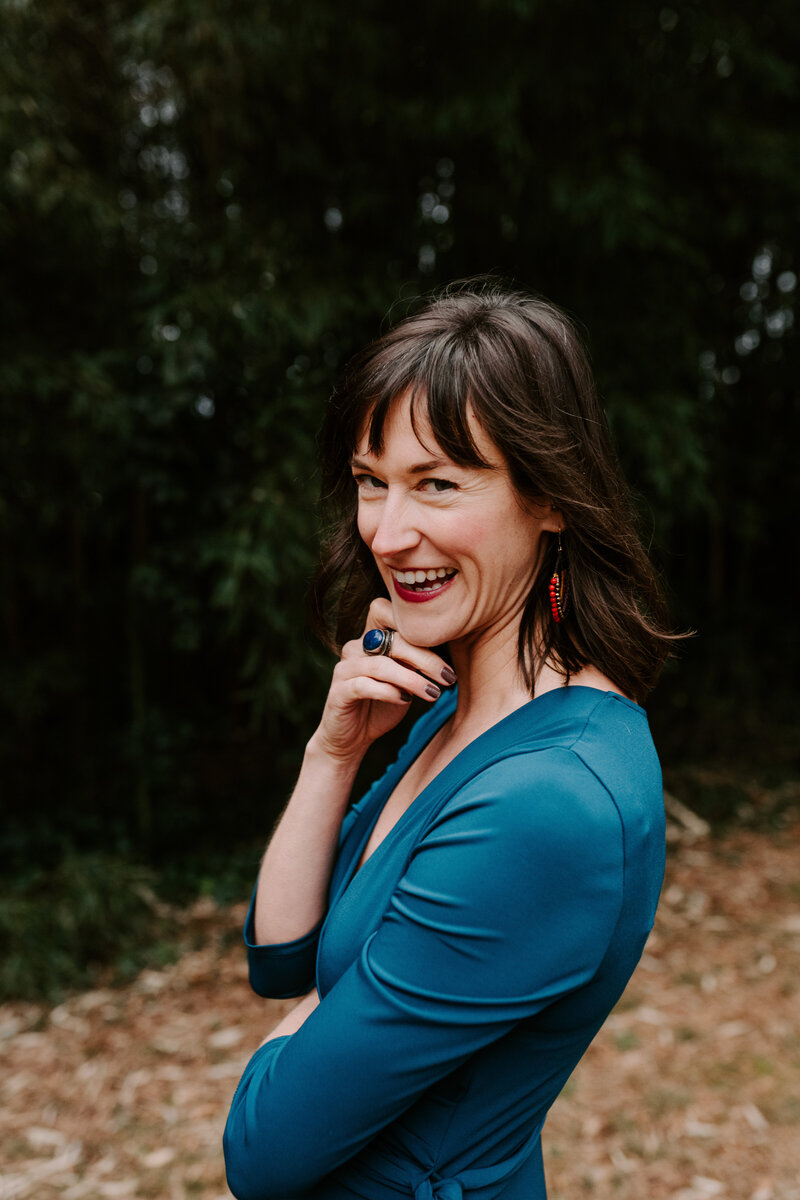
top-left (1, 0), bottom-right (798, 997)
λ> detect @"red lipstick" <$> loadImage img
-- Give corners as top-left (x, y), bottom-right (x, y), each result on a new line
top-left (392, 574), bottom-right (457, 604)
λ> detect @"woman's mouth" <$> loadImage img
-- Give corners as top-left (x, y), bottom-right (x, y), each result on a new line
top-left (391, 567), bottom-right (458, 603)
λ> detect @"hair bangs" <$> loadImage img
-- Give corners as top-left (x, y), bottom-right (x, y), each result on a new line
top-left (412, 339), bottom-right (494, 469)
top-left (358, 336), bottom-right (494, 471)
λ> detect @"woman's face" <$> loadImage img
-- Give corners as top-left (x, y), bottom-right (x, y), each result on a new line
top-left (352, 396), bottom-right (561, 653)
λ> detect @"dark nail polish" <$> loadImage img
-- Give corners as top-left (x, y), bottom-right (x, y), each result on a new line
top-left (400, 690), bottom-right (412, 702)
top-left (425, 683), bottom-right (441, 700)
top-left (441, 666), bottom-right (457, 685)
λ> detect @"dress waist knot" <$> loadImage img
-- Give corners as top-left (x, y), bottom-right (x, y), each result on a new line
top-left (414, 1176), bottom-right (463, 1200)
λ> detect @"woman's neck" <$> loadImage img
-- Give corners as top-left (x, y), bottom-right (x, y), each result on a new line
top-left (444, 626), bottom-right (534, 744)
top-left (443, 627), bottom-right (625, 748)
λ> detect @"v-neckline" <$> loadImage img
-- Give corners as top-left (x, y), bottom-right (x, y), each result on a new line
top-left (348, 689), bottom-right (458, 883)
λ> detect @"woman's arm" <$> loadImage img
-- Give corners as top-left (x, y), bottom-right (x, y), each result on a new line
top-left (252, 744), bottom-right (361, 945)
top-left (252, 599), bottom-right (454, 946)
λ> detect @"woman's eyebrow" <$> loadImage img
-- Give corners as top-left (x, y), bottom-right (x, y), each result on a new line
top-left (349, 456), bottom-right (451, 474)
top-left (408, 459), bottom-right (451, 474)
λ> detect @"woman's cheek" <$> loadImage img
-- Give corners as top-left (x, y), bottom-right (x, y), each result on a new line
top-left (356, 508), bottom-right (374, 546)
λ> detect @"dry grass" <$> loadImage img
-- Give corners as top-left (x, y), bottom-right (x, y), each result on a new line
top-left (1, 818), bottom-right (798, 1200)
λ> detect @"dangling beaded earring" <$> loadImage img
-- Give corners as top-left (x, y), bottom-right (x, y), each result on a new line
top-left (548, 531), bottom-right (568, 623)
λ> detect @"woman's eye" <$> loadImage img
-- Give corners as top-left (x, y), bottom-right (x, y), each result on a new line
top-left (354, 473), bottom-right (386, 491)
top-left (420, 478), bottom-right (456, 493)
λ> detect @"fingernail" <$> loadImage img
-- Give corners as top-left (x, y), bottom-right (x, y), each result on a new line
top-left (425, 683), bottom-right (441, 700)
top-left (400, 690), bottom-right (412, 702)
top-left (441, 666), bottom-right (457, 685)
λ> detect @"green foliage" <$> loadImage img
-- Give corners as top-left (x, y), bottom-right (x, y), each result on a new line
top-left (0, 853), bottom-right (173, 1003)
top-left (0, 0), bottom-right (799, 999)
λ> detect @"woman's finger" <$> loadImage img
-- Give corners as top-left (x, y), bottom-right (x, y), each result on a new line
top-left (379, 628), bottom-right (456, 687)
top-left (364, 597), bottom-right (395, 630)
top-left (342, 627), bottom-right (455, 690)
top-left (340, 677), bottom-right (413, 706)
top-left (335, 645), bottom-right (446, 701)
top-left (360, 598), bottom-right (456, 686)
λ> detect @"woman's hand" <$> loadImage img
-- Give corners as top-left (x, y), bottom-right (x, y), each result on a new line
top-left (310, 598), bottom-right (456, 767)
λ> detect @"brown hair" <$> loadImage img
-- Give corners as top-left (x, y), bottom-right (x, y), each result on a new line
top-left (309, 279), bottom-right (680, 704)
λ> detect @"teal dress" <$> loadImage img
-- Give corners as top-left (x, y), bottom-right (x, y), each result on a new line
top-left (224, 687), bottom-right (665, 1200)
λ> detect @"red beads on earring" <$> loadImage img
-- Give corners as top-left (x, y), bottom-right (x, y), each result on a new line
top-left (549, 530), bottom-right (568, 623)
top-left (549, 572), bottom-right (565, 623)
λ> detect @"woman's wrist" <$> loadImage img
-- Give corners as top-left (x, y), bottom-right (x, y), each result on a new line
top-left (304, 729), bottom-right (367, 778)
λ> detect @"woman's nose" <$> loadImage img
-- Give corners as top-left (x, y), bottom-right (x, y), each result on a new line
top-left (368, 494), bottom-right (422, 558)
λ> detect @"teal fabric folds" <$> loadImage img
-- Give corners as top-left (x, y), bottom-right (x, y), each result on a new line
top-left (224, 687), bottom-right (665, 1200)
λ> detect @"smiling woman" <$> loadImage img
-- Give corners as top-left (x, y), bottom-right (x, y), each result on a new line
top-left (223, 279), bottom-right (683, 1200)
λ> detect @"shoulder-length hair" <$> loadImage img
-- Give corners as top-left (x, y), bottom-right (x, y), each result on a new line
top-left (309, 279), bottom-right (680, 704)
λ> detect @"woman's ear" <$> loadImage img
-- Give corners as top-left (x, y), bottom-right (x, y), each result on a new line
top-left (545, 502), bottom-right (565, 533)
top-left (523, 497), bottom-right (565, 531)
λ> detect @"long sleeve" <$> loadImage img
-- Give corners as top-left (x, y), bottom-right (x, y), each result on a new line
top-left (224, 749), bottom-right (626, 1200)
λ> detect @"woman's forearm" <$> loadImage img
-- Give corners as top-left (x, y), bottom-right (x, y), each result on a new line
top-left (253, 736), bottom-right (362, 945)
top-left (259, 988), bottom-right (320, 1047)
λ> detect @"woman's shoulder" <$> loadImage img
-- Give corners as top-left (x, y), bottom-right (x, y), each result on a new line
top-left (438, 686), bottom-right (663, 843)
top-left (484, 684), bottom-right (656, 764)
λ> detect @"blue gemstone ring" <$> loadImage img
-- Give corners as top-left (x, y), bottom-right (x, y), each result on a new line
top-left (362, 627), bottom-right (395, 657)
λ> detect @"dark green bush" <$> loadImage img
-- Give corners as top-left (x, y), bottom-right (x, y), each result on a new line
top-left (0, 853), bottom-right (175, 1003)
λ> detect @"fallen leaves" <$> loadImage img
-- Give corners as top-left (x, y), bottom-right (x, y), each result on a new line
top-left (0, 903), bottom-right (281, 1200)
top-left (546, 818), bottom-right (800, 1199)
top-left (0, 820), bottom-right (798, 1200)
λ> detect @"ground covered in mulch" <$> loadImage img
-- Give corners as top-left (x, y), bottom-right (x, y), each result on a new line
top-left (1, 817), bottom-right (798, 1200)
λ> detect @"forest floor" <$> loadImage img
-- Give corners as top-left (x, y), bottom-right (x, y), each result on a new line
top-left (1, 811), bottom-right (799, 1200)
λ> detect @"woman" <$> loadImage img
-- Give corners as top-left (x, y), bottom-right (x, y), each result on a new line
top-left (224, 281), bottom-right (677, 1200)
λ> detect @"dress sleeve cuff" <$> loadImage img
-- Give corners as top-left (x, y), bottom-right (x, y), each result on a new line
top-left (243, 885), bottom-right (324, 999)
